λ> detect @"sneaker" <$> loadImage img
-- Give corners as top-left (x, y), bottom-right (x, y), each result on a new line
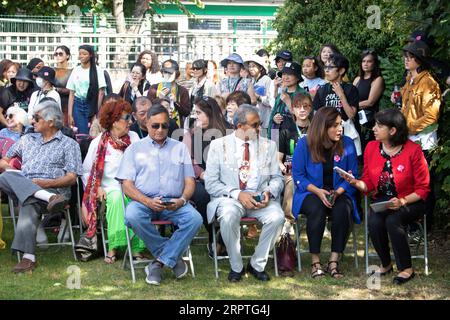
top-left (172, 258), bottom-right (188, 279)
top-left (144, 261), bottom-right (163, 285)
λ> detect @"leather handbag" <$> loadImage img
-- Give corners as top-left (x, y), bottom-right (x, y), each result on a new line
top-left (276, 232), bottom-right (296, 274)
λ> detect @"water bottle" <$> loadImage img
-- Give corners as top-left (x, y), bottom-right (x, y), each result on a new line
top-left (393, 85), bottom-right (402, 109)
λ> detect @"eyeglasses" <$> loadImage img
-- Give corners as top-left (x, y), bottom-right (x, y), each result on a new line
top-left (32, 114), bottom-right (43, 122)
top-left (323, 65), bottom-right (338, 71)
top-left (247, 121), bottom-right (262, 129)
top-left (120, 114), bottom-right (132, 121)
top-left (151, 123), bottom-right (169, 130)
top-left (54, 51), bottom-right (64, 57)
top-left (6, 114), bottom-right (14, 119)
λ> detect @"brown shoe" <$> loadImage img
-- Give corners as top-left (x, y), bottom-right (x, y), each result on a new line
top-left (47, 194), bottom-right (67, 214)
top-left (12, 258), bottom-right (36, 273)
top-left (247, 224), bottom-right (259, 239)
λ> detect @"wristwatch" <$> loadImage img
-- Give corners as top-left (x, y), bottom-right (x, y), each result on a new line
top-left (180, 197), bottom-right (187, 206)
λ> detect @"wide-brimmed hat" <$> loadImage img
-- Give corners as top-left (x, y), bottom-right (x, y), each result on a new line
top-left (403, 40), bottom-right (431, 61)
top-left (11, 68), bottom-right (34, 85)
top-left (275, 50), bottom-right (293, 62)
top-left (220, 53), bottom-right (244, 68)
top-left (245, 55), bottom-right (268, 73)
top-left (281, 61), bottom-right (302, 79)
top-left (34, 66), bottom-right (57, 86)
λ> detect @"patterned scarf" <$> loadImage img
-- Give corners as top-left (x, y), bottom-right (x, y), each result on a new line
top-left (82, 131), bottom-right (131, 238)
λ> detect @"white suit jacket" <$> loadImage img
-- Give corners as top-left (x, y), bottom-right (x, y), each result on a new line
top-left (204, 134), bottom-right (284, 223)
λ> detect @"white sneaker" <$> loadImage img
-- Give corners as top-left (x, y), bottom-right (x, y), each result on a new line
top-left (57, 219), bottom-right (70, 243)
top-left (36, 223), bottom-right (49, 249)
top-left (282, 221), bottom-right (294, 236)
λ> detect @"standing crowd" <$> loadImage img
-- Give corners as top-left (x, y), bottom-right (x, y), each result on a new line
top-left (0, 30), bottom-right (448, 286)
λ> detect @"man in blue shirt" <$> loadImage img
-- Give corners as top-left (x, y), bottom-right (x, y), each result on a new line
top-left (116, 104), bottom-right (202, 286)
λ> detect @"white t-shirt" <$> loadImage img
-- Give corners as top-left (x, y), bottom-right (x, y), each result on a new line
top-left (82, 131), bottom-right (140, 194)
top-left (66, 65), bottom-right (107, 99)
top-left (27, 89), bottom-right (62, 117)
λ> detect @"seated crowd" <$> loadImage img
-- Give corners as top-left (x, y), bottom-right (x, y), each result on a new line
top-left (0, 34), bottom-right (445, 287)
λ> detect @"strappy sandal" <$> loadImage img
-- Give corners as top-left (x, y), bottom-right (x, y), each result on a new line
top-left (104, 255), bottom-right (117, 264)
top-left (327, 260), bottom-right (344, 279)
top-left (311, 262), bottom-right (326, 279)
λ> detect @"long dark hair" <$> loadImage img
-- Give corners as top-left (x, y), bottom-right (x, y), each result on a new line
top-left (137, 50), bottom-right (160, 74)
top-left (194, 96), bottom-right (228, 135)
top-left (357, 50), bottom-right (382, 81)
top-left (307, 107), bottom-right (343, 163)
top-left (79, 45), bottom-right (99, 117)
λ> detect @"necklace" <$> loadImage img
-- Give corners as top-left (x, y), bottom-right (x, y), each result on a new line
top-left (382, 143), bottom-right (402, 157)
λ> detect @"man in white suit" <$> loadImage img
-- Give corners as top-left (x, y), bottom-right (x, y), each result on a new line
top-left (204, 104), bottom-right (285, 282)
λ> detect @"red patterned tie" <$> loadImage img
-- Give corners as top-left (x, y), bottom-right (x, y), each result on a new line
top-left (239, 142), bottom-right (250, 190)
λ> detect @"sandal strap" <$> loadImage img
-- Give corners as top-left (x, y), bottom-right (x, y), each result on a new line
top-left (311, 262), bottom-right (322, 267)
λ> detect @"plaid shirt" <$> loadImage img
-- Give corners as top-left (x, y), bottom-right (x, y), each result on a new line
top-left (6, 130), bottom-right (82, 199)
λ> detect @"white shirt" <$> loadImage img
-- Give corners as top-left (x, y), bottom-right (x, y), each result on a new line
top-left (82, 131), bottom-right (140, 194)
top-left (28, 89), bottom-right (61, 118)
top-left (230, 135), bottom-right (260, 199)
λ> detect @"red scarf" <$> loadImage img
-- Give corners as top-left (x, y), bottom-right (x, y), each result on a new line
top-left (82, 131), bottom-right (131, 238)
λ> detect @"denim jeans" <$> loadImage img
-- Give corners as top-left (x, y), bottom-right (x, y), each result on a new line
top-left (73, 97), bottom-right (91, 135)
top-left (124, 201), bottom-right (202, 268)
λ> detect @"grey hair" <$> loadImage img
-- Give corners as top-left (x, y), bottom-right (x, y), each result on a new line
top-left (233, 104), bottom-right (259, 127)
top-left (34, 99), bottom-right (64, 129)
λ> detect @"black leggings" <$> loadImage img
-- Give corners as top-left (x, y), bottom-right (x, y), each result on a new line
top-left (368, 201), bottom-right (424, 271)
top-left (190, 180), bottom-right (212, 243)
top-left (300, 193), bottom-right (353, 254)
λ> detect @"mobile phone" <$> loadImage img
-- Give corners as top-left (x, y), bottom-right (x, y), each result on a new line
top-left (253, 193), bottom-right (265, 203)
top-left (333, 166), bottom-right (355, 179)
top-left (161, 197), bottom-right (174, 205)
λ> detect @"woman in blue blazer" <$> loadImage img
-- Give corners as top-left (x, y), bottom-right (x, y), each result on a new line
top-left (292, 107), bottom-right (360, 279)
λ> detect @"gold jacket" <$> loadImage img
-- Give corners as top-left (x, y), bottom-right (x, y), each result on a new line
top-left (401, 70), bottom-right (441, 135)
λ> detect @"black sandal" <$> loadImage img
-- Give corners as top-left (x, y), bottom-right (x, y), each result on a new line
top-left (311, 262), bottom-right (325, 279)
top-left (327, 261), bottom-right (344, 279)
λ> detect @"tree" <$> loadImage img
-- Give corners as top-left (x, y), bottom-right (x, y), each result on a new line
top-left (0, 0), bottom-right (204, 34)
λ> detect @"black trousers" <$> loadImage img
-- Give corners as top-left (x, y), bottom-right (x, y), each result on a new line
top-left (190, 180), bottom-right (212, 243)
top-left (300, 193), bottom-right (353, 254)
top-left (368, 201), bottom-right (424, 271)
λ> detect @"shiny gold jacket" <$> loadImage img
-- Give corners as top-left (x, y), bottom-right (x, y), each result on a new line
top-left (401, 70), bottom-right (441, 135)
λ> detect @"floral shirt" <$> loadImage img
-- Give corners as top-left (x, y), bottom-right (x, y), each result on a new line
top-left (6, 130), bottom-right (83, 199)
top-left (376, 143), bottom-right (403, 201)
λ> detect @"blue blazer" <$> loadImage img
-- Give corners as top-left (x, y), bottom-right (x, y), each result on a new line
top-left (291, 135), bottom-right (361, 224)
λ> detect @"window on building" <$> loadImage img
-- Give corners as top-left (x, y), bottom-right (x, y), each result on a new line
top-left (188, 18), bottom-right (221, 30)
top-left (227, 19), bottom-right (261, 31)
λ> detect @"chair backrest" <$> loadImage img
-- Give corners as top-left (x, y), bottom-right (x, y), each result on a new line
top-left (0, 137), bottom-right (16, 158)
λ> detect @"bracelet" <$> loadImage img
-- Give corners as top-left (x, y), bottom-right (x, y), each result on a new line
top-left (180, 197), bottom-right (187, 206)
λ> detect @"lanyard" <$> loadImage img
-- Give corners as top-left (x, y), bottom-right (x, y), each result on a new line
top-left (227, 77), bottom-right (242, 93)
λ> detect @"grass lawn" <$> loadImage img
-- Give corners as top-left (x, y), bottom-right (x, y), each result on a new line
top-left (0, 212), bottom-right (449, 300)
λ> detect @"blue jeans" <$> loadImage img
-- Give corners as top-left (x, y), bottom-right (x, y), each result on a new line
top-left (124, 201), bottom-right (202, 268)
top-left (73, 97), bottom-right (91, 135)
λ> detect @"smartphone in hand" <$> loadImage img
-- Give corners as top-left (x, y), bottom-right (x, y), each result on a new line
top-left (333, 166), bottom-right (355, 179)
top-left (161, 197), bottom-right (175, 205)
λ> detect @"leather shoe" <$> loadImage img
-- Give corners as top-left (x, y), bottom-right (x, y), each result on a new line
top-left (371, 265), bottom-right (393, 277)
top-left (12, 258), bottom-right (36, 273)
top-left (228, 268), bottom-right (245, 282)
top-left (393, 272), bottom-right (415, 285)
top-left (246, 262), bottom-right (270, 281)
top-left (47, 194), bottom-right (67, 214)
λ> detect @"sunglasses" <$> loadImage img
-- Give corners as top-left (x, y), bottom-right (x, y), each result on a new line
top-left (54, 52), bottom-right (64, 56)
top-left (120, 114), bottom-right (132, 121)
top-left (192, 67), bottom-right (203, 71)
top-left (151, 123), bottom-right (169, 130)
top-left (362, 49), bottom-right (375, 55)
top-left (32, 114), bottom-right (43, 122)
top-left (6, 114), bottom-right (14, 119)
top-left (323, 65), bottom-right (338, 71)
